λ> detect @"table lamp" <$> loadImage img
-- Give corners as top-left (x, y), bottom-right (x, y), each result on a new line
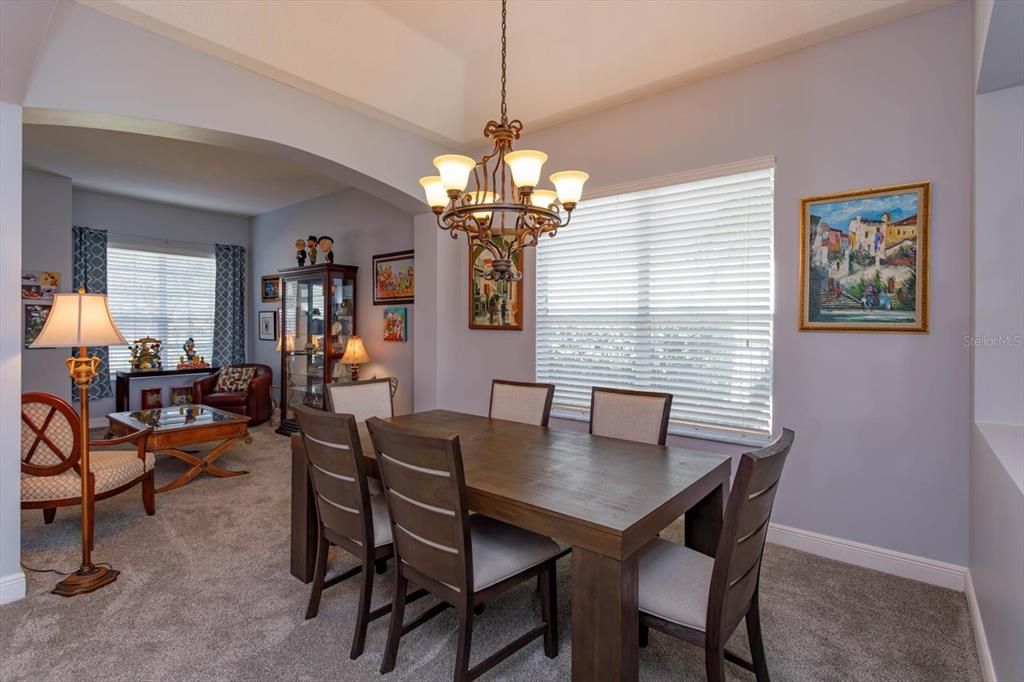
top-left (340, 335), bottom-right (369, 381)
top-left (31, 288), bottom-right (128, 596)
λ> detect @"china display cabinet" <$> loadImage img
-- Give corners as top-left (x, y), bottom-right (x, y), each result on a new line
top-left (275, 263), bottom-right (357, 435)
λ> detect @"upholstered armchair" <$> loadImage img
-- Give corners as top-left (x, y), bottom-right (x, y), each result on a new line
top-left (21, 392), bottom-right (155, 548)
top-left (193, 363), bottom-right (273, 425)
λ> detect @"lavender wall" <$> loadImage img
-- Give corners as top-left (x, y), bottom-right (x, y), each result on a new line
top-left (415, 2), bottom-right (973, 565)
top-left (250, 188), bottom-right (415, 415)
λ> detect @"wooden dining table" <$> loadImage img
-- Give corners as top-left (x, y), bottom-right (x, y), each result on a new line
top-left (290, 409), bottom-right (731, 682)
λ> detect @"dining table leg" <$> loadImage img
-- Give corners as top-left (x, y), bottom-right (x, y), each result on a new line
top-left (290, 433), bottom-right (317, 583)
top-left (571, 547), bottom-right (639, 682)
top-left (684, 482), bottom-right (725, 557)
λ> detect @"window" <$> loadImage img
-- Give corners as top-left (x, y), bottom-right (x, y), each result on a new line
top-left (535, 162), bottom-right (774, 443)
top-left (107, 242), bottom-right (217, 377)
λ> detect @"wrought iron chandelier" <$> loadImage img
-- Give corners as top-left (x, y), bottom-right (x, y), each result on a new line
top-left (418, 0), bottom-right (588, 282)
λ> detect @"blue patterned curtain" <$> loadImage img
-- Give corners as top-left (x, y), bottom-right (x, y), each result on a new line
top-left (212, 244), bottom-right (247, 367)
top-left (71, 225), bottom-right (113, 400)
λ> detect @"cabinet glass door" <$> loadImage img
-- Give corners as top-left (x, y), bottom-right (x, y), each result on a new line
top-left (284, 276), bottom-right (326, 415)
top-left (330, 274), bottom-right (356, 381)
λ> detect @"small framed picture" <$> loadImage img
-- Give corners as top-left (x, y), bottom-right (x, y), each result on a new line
top-left (383, 306), bottom-right (408, 342)
top-left (141, 388), bottom-right (163, 410)
top-left (259, 310), bottom-right (278, 341)
top-left (170, 387), bottom-right (194, 405)
top-left (23, 304), bottom-right (52, 349)
top-left (373, 250), bottom-right (414, 305)
top-left (261, 275), bottom-right (281, 303)
top-left (22, 271), bottom-right (60, 301)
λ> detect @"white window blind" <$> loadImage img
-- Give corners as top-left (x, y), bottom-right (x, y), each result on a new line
top-left (536, 165), bottom-right (774, 443)
top-left (106, 243), bottom-right (217, 377)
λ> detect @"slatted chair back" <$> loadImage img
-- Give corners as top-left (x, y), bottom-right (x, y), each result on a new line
top-left (707, 428), bottom-right (794, 639)
top-left (21, 392), bottom-right (81, 477)
top-left (366, 417), bottom-right (472, 600)
top-left (294, 405), bottom-right (376, 551)
top-left (589, 386), bottom-right (674, 445)
top-left (489, 380), bottom-right (556, 426)
top-left (326, 378), bottom-right (394, 422)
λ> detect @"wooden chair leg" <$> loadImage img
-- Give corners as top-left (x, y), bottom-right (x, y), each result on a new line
top-left (705, 644), bottom-right (726, 682)
top-left (746, 593), bottom-right (771, 682)
top-left (380, 573), bottom-right (408, 674)
top-left (454, 604), bottom-right (474, 682)
top-left (304, 533), bottom-right (329, 620)
top-left (142, 470), bottom-right (156, 516)
top-left (540, 562), bottom-right (558, 658)
top-left (350, 559), bottom-right (374, 660)
top-left (639, 624), bottom-right (649, 648)
top-left (375, 558), bottom-right (388, 575)
top-left (42, 508), bottom-right (56, 524)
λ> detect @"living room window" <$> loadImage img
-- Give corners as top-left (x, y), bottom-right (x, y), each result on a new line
top-left (106, 241), bottom-right (217, 377)
top-left (535, 161), bottom-right (774, 444)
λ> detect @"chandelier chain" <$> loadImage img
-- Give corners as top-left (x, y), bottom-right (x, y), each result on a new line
top-left (500, 0), bottom-right (507, 124)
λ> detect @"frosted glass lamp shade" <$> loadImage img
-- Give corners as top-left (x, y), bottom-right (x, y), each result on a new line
top-left (31, 291), bottom-right (127, 348)
top-left (550, 171), bottom-right (589, 206)
top-left (419, 176), bottom-right (448, 209)
top-left (340, 336), bottom-right (369, 364)
top-left (503, 150), bottom-right (548, 188)
top-left (466, 191), bottom-right (500, 220)
top-left (433, 154), bottom-right (476, 192)
top-left (529, 189), bottom-right (558, 209)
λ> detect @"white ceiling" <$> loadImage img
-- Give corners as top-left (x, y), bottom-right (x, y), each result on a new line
top-left (23, 125), bottom-right (347, 216)
top-left (82, 0), bottom-right (950, 146)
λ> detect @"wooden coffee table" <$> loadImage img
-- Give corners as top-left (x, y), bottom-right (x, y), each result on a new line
top-left (107, 405), bottom-right (252, 493)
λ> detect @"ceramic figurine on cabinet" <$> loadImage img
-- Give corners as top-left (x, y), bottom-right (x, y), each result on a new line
top-left (318, 236), bottom-right (335, 264)
top-left (306, 235), bottom-right (318, 265)
top-left (177, 336), bottom-right (209, 369)
top-left (130, 336), bottom-right (163, 370)
top-left (295, 239), bottom-right (307, 267)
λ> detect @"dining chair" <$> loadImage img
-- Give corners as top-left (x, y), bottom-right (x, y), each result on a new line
top-left (488, 379), bottom-right (555, 426)
top-left (294, 405), bottom-right (425, 660)
top-left (366, 417), bottom-right (561, 681)
top-left (589, 386), bottom-right (674, 445)
top-left (637, 428), bottom-right (795, 682)
top-left (325, 377), bottom-right (395, 421)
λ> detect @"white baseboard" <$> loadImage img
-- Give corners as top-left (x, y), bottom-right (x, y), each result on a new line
top-left (965, 570), bottom-right (997, 682)
top-left (0, 571), bottom-right (26, 604)
top-left (767, 523), bottom-right (967, 591)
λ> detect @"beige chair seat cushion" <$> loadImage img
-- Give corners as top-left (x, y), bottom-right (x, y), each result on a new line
top-left (470, 515), bottom-right (560, 591)
top-left (638, 538), bottom-right (714, 630)
top-left (368, 492), bottom-right (393, 547)
top-left (21, 450), bottom-right (155, 503)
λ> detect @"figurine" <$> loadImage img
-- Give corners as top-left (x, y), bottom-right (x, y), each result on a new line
top-left (177, 336), bottom-right (209, 369)
top-left (318, 236), bottom-right (335, 264)
top-left (306, 235), bottom-right (318, 265)
top-left (295, 239), bottom-right (307, 267)
top-left (130, 336), bottom-right (163, 370)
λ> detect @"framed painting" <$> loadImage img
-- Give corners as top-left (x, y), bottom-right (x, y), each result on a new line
top-left (261, 275), bottom-right (281, 303)
top-left (373, 250), bottom-right (414, 305)
top-left (170, 387), bottom-right (194, 405)
top-left (23, 304), bottom-right (52, 349)
top-left (800, 182), bottom-right (929, 333)
top-left (258, 310), bottom-right (278, 341)
top-left (141, 388), bottom-right (163, 410)
top-left (469, 238), bottom-right (523, 330)
top-left (383, 306), bottom-right (408, 342)
top-left (22, 271), bottom-right (60, 301)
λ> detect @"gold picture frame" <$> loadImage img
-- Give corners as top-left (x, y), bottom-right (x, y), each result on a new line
top-left (468, 239), bottom-right (523, 331)
top-left (799, 181), bottom-right (929, 333)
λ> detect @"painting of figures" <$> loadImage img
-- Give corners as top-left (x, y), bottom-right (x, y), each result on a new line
top-left (23, 304), bottom-right (52, 348)
top-left (383, 307), bottom-right (407, 342)
top-left (469, 237), bottom-right (523, 330)
top-left (800, 182), bottom-right (929, 332)
top-left (22, 271), bottom-right (60, 301)
top-left (373, 250), bottom-right (414, 304)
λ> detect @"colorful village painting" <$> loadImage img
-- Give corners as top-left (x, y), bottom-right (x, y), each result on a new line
top-left (800, 182), bottom-right (929, 332)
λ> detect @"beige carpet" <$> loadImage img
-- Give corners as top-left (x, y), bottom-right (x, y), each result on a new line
top-left (1, 425), bottom-right (980, 681)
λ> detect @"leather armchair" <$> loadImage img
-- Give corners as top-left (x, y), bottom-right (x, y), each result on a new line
top-left (193, 364), bottom-right (273, 426)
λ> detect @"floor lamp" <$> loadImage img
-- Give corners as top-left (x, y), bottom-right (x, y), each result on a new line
top-left (30, 288), bottom-right (128, 596)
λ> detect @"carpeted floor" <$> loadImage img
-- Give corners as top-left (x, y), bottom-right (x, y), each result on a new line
top-left (1, 425), bottom-right (980, 681)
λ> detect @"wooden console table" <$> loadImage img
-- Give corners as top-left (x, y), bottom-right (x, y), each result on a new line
top-left (115, 367), bottom-right (218, 412)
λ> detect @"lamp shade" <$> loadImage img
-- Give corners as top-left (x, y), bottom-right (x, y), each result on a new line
top-left (419, 176), bottom-right (448, 209)
top-left (504, 150), bottom-right (547, 188)
top-left (31, 290), bottom-right (127, 348)
top-left (433, 154), bottom-right (476, 192)
top-left (340, 335), bottom-right (369, 364)
top-left (529, 189), bottom-right (558, 209)
top-left (550, 171), bottom-right (589, 205)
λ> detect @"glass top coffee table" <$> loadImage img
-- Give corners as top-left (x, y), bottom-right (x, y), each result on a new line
top-left (107, 405), bottom-right (252, 493)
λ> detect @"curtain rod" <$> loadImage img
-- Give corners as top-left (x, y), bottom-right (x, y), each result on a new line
top-left (102, 230), bottom-right (239, 250)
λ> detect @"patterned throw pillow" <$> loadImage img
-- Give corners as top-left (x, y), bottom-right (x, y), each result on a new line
top-left (214, 367), bottom-right (255, 393)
